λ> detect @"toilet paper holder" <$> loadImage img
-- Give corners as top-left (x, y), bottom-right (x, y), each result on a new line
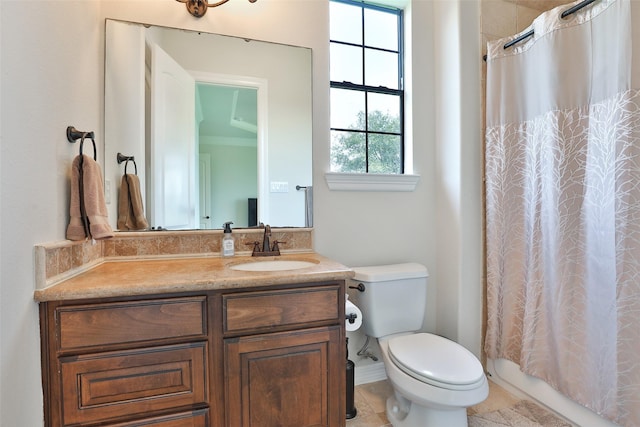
top-left (346, 313), bottom-right (358, 324)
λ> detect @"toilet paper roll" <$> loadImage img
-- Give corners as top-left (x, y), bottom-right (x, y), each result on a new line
top-left (345, 299), bottom-right (363, 331)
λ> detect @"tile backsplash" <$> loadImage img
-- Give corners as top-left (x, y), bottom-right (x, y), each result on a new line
top-left (35, 228), bottom-right (313, 289)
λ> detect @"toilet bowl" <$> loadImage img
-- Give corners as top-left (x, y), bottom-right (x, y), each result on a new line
top-left (380, 333), bottom-right (488, 426)
top-left (349, 263), bottom-right (488, 427)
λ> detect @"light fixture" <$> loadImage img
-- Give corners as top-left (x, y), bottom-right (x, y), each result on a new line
top-left (176, 0), bottom-right (257, 18)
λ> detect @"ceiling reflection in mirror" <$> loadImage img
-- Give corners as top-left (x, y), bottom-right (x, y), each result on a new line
top-left (104, 20), bottom-right (312, 231)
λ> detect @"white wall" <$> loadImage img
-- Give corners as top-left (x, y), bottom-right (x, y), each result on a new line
top-left (1, 2), bottom-right (103, 426)
top-left (0, 0), bottom-right (483, 425)
top-left (323, 1), bottom-right (440, 356)
top-left (432, 0), bottom-right (483, 355)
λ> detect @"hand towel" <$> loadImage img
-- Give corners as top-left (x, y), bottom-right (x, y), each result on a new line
top-left (67, 154), bottom-right (114, 241)
top-left (117, 173), bottom-right (149, 231)
top-left (304, 185), bottom-right (313, 227)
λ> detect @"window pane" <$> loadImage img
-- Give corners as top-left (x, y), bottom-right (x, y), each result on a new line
top-left (365, 49), bottom-right (398, 89)
top-left (330, 2), bottom-right (362, 44)
top-left (367, 93), bottom-right (400, 133)
top-left (364, 9), bottom-right (398, 51)
top-left (329, 0), bottom-right (403, 175)
top-left (368, 134), bottom-right (401, 174)
top-left (330, 88), bottom-right (365, 130)
top-left (331, 130), bottom-right (366, 173)
top-left (330, 43), bottom-right (362, 84)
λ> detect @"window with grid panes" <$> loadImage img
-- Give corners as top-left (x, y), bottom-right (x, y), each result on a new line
top-left (330, 0), bottom-right (404, 174)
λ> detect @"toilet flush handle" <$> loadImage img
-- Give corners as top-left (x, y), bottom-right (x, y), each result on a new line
top-left (349, 283), bottom-right (365, 292)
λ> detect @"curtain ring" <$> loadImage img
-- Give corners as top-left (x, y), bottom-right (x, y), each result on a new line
top-left (79, 132), bottom-right (97, 161)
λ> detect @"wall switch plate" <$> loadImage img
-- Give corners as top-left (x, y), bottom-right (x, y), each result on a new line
top-left (105, 180), bottom-right (111, 204)
top-left (270, 181), bottom-right (289, 193)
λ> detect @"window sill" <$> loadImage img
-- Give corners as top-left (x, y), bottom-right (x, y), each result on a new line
top-left (324, 172), bottom-right (420, 192)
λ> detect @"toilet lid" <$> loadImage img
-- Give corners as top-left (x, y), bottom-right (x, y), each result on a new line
top-left (387, 333), bottom-right (485, 390)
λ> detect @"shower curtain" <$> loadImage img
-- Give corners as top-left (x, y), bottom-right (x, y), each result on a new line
top-left (484, 0), bottom-right (640, 425)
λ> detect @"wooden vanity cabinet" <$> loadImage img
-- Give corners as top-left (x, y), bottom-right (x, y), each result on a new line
top-left (221, 284), bottom-right (345, 427)
top-left (39, 281), bottom-right (346, 427)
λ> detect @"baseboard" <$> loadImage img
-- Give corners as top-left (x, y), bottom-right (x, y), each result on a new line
top-left (354, 361), bottom-right (387, 385)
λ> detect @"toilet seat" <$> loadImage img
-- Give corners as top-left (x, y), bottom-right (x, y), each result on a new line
top-left (387, 333), bottom-right (485, 391)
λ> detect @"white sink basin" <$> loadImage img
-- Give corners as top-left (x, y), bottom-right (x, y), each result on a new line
top-left (229, 260), bottom-right (317, 272)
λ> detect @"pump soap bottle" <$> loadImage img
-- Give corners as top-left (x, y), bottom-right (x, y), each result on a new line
top-left (222, 222), bottom-right (235, 257)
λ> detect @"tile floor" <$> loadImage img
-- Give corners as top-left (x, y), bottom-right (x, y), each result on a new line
top-left (345, 379), bottom-right (524, 427)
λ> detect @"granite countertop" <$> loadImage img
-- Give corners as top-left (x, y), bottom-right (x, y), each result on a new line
top-left (34, 253), bottom-right (354, 302)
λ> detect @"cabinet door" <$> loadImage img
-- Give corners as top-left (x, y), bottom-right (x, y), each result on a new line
top-left (225, 326), bottom-right (344, 427)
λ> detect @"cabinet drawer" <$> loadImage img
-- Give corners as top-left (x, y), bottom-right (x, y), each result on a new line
top-left (223, 285), bottom-right (340, 334)
top-left (56, 296), bottom-right (207, 351)
top-left (60, 343), bottom-right (208, 426)
top-left (105, 408), bottom-right (209, 426)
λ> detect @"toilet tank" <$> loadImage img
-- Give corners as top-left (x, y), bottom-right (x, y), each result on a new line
top-left (349, 263), bottom-right (429, 338)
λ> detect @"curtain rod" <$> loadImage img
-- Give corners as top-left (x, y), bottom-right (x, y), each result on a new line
top-left (483, 0), bottom-right (599, 61)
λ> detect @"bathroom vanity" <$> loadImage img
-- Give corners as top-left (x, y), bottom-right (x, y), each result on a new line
top-left (36, 253), bottom-right (352, 427)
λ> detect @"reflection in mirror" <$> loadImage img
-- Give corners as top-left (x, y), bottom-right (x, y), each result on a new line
top-left (104, 20), bottom-right (312, 230)
top-left (197, 84), bottom-right (258, 230)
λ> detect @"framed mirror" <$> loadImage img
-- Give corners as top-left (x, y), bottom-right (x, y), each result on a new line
top-left (104, 20), bottom-right (312, 231)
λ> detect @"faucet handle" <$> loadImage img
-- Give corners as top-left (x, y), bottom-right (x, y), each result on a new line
top-left (247, 241), bottom-right (261, 256)
top-left (271, 240), bottom-right (286, 252)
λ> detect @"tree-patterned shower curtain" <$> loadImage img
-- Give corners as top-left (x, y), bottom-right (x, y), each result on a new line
top-left (484, 0), bottom-right (640, 425)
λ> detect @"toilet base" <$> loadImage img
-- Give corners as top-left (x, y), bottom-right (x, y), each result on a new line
top-left (386, 391), bottom-right (469, 427)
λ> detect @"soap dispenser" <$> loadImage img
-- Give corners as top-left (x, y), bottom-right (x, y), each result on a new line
top-left (222, 221), bottom-right (235, 257)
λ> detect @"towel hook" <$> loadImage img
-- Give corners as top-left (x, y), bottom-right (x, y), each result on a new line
top-left (117, 152), bottom-right (134, 164)
top-left (117, 153), bottom-right (137, 175)
top-left (66, 126), bottom-right (94, 142)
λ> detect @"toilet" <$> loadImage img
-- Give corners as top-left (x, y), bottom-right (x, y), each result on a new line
top-left (349, 263), bottom-right (488, 427)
